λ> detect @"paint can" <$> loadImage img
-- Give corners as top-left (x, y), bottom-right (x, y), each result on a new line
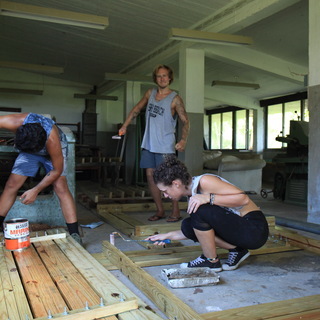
top-left (4, 218), bottom-right (30, 251)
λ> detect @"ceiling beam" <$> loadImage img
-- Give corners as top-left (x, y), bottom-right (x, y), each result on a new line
top-left (204, 84), bottom-right (258, 109)
top-left (205, 46), bottom-right (306, 84)
top-left (203, 0), bottom-right (301, 34)
top-left (0, 1), bottom-right (109, 29)
top-left (169, 28), bottom-right (253, 46)
top-left (212, 80), bottom-right (260, 90)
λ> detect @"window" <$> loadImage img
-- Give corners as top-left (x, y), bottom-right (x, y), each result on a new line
top-left (205, 106), bottom-right (254, 150)
top-left (261, 92), bottom-right (308, 149)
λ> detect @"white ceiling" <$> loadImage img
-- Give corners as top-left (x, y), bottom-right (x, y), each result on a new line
top-left (0, 0), bottom-right (308, 109)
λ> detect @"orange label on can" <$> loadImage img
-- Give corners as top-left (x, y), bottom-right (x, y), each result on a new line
top-left (4, 219), bottom-right (30, 251)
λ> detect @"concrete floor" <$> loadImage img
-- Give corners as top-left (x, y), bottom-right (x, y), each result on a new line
top-left (76, 181), bottom-right (320, 318)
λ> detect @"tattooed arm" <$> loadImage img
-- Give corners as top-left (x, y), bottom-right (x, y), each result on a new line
top-left (173, 95), bottom-right (190, 152)
top-left (118, 89), bottom-right (151, 136)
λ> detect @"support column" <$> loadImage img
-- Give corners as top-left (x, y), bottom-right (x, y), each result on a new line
top-left (123, 81), bottom-right (141, 184)
top-left (255, 107), bottom-right (264, 153)
top-left (179, 47), bottom-right (205, 175)
top-left (307, 0), bottom-right (320, 224)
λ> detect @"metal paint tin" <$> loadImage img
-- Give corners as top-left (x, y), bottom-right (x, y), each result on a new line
top-left (4, 218), bottom-right (30, 251)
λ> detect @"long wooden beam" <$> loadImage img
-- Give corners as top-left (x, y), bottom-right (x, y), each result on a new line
top-left (134, 216), bottom-right (276, 237)
top-left (97, 201), bottom-right (188, 213)
top-left (274, 225), bottom-right (320, 255)
top-left (103, 240), bottom-right (203, 320)
top-left (35, 298), bottom-right (138, 320)
top-left (202, 295), bottom-right (320, 320)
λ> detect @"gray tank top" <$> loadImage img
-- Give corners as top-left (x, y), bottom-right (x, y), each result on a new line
top-left (141, 88), bottom-right (178, 153)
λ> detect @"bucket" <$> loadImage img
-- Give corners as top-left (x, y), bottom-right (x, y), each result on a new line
top-left (4, 218), bottom-right (30, 251)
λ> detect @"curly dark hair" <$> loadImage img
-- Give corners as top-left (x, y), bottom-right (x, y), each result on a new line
top-left (152, 64), bottom-right (174, 84)
top-left (15, 123), bottom-right (47, 152)
top-left (153, 155), bottom-right (192, 188)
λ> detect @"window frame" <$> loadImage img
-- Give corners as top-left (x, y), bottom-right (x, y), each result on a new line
top-left (260, 92), bottom-right (308, 150)
top-left (205, 106), bottom-right (252, 150)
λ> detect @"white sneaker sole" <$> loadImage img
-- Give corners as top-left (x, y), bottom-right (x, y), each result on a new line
top-left (180, 262), bottom-right (223, 272)
top-left (222, 251), bottom-right (250, 271)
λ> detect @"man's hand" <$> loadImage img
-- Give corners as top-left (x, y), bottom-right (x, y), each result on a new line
top-left (118, 126), bottom-right (127, 136)
top-left (20, 188), bottom-right (39, 205)
top-left (175, 139), bottom-right (186, 152)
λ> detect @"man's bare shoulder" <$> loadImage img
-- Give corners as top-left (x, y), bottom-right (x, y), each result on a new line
top-left (172, 94), bottom-right (185, 108)
top-left (0, 113), bottom-right (27, 130)
top-left (145, 88), bottom-right (154, 98)
top-left (172, 93), bottom-right (182, 101)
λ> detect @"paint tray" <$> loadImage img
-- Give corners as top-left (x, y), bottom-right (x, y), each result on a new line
top-left (161, 267), bottom-right (220, 288)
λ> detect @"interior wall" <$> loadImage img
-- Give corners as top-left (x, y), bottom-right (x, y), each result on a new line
top-left (0, 68), bottom-right (90, 123)
top-left (96, 86), bottom-right (125, 156)
top-left (0, 69), bottom-right (124, 154)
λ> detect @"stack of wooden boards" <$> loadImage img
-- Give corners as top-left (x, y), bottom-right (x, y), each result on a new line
top-left (78, 184), bottom-right (152, 206)
top-left (0, 230), bottom-right (163, 320)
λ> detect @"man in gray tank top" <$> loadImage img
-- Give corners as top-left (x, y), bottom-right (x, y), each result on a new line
top-left (119, 64), bottom-right (190, 222)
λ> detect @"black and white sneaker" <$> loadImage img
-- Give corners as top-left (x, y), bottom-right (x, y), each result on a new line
top-left (180, 254), bottom-right (222, 272)
top-left (222, 249), bottom-right (250, 271)
top-left (71, 233), bottom-right (83, 246)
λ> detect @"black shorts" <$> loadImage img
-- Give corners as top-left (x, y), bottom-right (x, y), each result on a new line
top-left (181, 204), bottom-right (269, 250)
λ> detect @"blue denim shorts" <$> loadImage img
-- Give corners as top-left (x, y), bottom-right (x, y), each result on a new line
top-left (140, 149), bottom-right (175, 169)
top-left (12, 149), bottom-right (67, 177)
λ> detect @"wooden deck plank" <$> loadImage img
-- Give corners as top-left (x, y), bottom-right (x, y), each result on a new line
top-left (268, 308), bottom-right (320, 320)
top-left (50, 230), bottom-right (163, 320)
top-left (0, 248), bottom-right (18, 320)
top-left (201, 295), bottom-right (320, 320)
top-left (109, 211), bottom-right (143, 228)
top-left (134, 222), bottom-right (183, 237)
top-left (34, 240), bottom-right (101, 309)
top-left (97, 201), bottom-right (188, 213)
top-left (135, 216), bottom-right (276, 237)
top-left (274, 226), bottom-right (320, 254)
top-left (3, 249), bottom-right (33, 319)
top-left (96, 239), bottom-right (301, 270)
top-left (13, 245), bottom-right (67, 318)
top-left (35, 298), bottom-right (139, 320)
top-left (97, 211), bottom-right (135, 235)
top-left (103, 240), bottom-right (203, 320)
